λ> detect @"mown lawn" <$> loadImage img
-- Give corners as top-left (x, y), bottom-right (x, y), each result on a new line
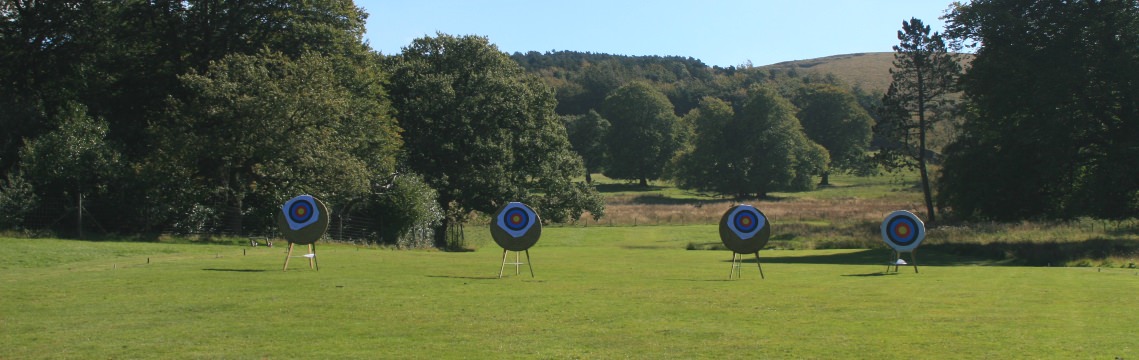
top-left (2, 231), bottom-right (1136, 359)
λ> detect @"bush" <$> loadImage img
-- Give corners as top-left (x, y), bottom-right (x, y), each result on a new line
top-left (372, 174), bottom-right (442, 248)
top-left (0, 171), bottom-right (38, 230)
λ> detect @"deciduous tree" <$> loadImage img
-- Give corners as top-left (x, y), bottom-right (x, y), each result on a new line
top-left (939, 0), bottom-right (1139, 220)
top-left (793, 84), bottom-right (875, 185)
top-left (385, 33), bottom-right (603, 249)
top-left (562, 110), bottom-right (610, 183)
top-left (671, 88), bottom-right (828, 198)
top-left (600, 81), bottom-right (681, 187)
top-left (158, 51), bottom-right (400, 235)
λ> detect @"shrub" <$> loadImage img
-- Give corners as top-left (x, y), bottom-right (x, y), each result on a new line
top-left (372, 174), bottom-right (442, 248)
top-left (0, 171), bottom-right (37, 230)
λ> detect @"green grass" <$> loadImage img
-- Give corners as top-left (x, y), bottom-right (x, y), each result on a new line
top-left (3, 234), bottom-right (1137, 359)
top-left (588, 171), bottom-right (924, 202)
top-left (4, 172), bottom-right (1137, 357)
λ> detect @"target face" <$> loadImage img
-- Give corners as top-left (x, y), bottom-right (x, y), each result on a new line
top-left (277, 195), bottom-right (330, 245)
top-left (283, 195), bottom-right (321, 231)
top-left (881, 210), bottom-right (926, 252)
top-left (719, 204), bottom-right (771, 254)
top-left (491, 202), bottom-right (542, 251)
top-left (727, 205), bottom-right (766, 240)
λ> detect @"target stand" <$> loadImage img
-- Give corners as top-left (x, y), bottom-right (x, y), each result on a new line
top-left (719, 205), bottom-right (772, 280)
top-left (283, 243), bottom-right (319, 271)
top-left (880, 210), bottom-right (926, 274)
top-left (886, 250), bottom-right (918, 273)
top-left (490, 202), bottom-right (542, 279)
top-left (498, 249), bottom-right (534, 278)
top-left (276, 195), bottom-right (330, 272)
top-left (728, 252), bottom-right (765, 280)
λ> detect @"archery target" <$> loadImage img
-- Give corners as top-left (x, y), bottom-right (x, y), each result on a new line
top-left (276, 195), bottom-right (330, 245)
top-left (719, 204), bottom-right (771, 254)
top-left (283, 195), bottom-right (320, 231)
top-left (490, 202), bottom-right (542, 251)
top-left (881, 210), bottom-right (926, 252)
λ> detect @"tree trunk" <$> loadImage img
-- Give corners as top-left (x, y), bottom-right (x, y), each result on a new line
top-left (225, 196), bottom-right (243, 236)
top-left (917, 66), bottom-right (937, 223)
top-left (819, 171), bottom-right (831, 186)
top-left (77, 192), bottom-right (84, 239)
top-left (639, 177), bottom-right (648, 187)
top-left (918, 142), bottom-right (936, 223)
top-left (585, 172), bottom-right (593, 184)
top-left (432, 219), bottom-right (449, 249)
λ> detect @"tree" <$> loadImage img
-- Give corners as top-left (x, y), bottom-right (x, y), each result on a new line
top-left (562, 110), bottom-right (610, 183)
top-left (385, 33), bottom-right (604, 249)
top-left (939, 0), bottom-right (1139, 220)
top-left (793, 84), bottom-right (875, 185)
top-left (19, 102), bottom-right (122, 237)
top-left (671, 88), bottom-right (828, 198)
top-left (670, 97), bottom-right (737, 195)
top-left (600, 81), bottom-right (682, 187)
top-left (157, 50), bottom-right (401, 235)
top-left (0, 170), bottom-right (36, 230)
top-left (876, 17), bottom-right (961, 223)
top-left (0, 1), bottom-right (104, 179)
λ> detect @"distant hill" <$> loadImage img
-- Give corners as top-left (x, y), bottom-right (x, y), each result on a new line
top-left (761, 52), bottom-right (895, 94)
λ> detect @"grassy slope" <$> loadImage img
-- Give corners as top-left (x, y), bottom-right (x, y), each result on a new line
top-left (2, 236), bottom-right (1137, 359)
top-left (761, 52), bottom-right (896, 93)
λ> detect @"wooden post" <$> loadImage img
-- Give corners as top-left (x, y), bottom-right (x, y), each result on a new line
top-left (283, 243), bottom-right (295, 271)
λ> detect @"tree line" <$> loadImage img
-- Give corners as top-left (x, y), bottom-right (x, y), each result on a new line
top-left (1, 0), bottom-right (1136, 247)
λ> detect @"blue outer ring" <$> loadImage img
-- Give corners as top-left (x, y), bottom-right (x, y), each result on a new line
top-left (733, 210), bottom-right (759, 233)
top-left (880, 210), bottom-right (926, 252)
top-left (886, 217), bottom-right (918, 245)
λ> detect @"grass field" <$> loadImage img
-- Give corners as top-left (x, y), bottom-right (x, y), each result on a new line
top-left (4, 172), bottom-right (1138, 358)
top-left (2, 232), bottom-right (1138, 359)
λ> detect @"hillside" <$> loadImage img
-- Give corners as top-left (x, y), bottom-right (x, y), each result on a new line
top-left (761, 52), bottom-right (895, 93)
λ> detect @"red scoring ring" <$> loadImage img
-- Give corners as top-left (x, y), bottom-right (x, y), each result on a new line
top-left (894, 223), bottom-right (911, 237)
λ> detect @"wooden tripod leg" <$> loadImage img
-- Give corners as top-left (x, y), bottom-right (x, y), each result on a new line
top-left (283, 243), bottom-right (295, 271)
top-left (525, 250), bottom-right (534, 277)
top-left (911, 250), bottom-right (918, 273)
top-left (498, 249), bottom-right (509, 278)
top-left (310, 243), bottom-right (318, 271)
top-left (728, 253), bottom-right (737, 280)
top-left (754, 252), bottom-right (765, 279)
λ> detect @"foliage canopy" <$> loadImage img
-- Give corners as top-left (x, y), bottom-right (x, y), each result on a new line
top-left (385, 33), bottom-right (604, 248)
top-left (939, 0), bottom-right (1139, 220)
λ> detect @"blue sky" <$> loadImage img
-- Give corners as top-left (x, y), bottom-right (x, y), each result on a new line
top-left (358, 0), bottom-right (954, 67)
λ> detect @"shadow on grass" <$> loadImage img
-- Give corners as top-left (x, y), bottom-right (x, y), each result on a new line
top-left (624, 193), bottom-right (794, 206)
top-left (723, 249), bottom-right (992, 267)
top-left (921, 238), bottom-right (1139, 266)
top-left (202, 268), bottom-right (268, 272)
top-left (594, 183), bottom-right (670, 194)
top-left (426, 275), bottom-right (500, 280)
top-left (841, 272), bottom-right (901, 277)
top-left (666, 278), bottom-right (737, 282)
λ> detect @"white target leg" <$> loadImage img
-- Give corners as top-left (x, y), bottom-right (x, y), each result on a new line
top-left (498, 249), bottom-right (509, 278)
top-left (728, 253), bottom-right (735, 279)
top-left (309, 243), bottom-right (318, 271)
top-left (728, 253), bottom-right (743, 280)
